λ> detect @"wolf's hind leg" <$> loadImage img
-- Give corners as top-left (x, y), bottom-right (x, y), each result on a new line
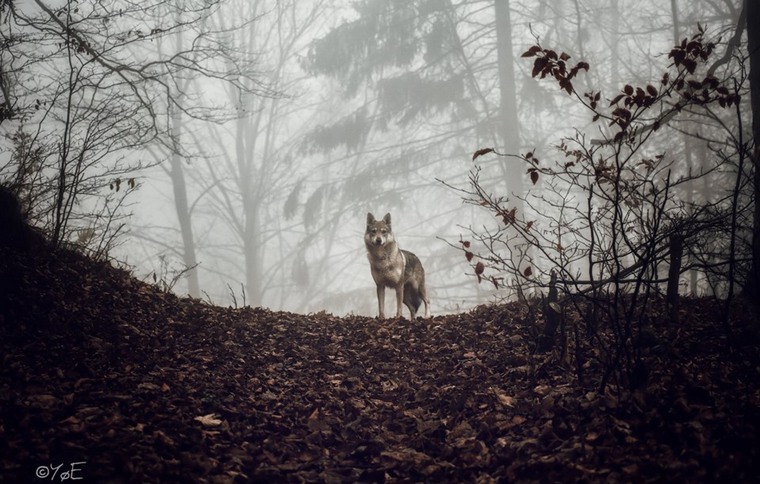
top-left (420, 284), bottom-right (431, 318)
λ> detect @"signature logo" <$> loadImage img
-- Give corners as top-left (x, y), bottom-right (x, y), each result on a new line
top-left (35, 462), bottom-right (86, 481)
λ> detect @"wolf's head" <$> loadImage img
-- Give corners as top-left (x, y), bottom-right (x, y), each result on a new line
top-left (365, 212), bottom-right (394, 247)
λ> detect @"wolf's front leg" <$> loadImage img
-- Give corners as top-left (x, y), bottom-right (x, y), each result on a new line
top-left (376, 285), bottom-right (386, 318)
top-left (394, 285), bottom-right (404, 318)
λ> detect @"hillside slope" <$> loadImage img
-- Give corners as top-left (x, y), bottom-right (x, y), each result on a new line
top-left (2, 236), bottom-right (760, 482)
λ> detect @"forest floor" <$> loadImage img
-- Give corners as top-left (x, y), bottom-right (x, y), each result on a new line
top-left (2, 239), bottom-right (760, 483)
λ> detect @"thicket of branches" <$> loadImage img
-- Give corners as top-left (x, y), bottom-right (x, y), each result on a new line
top-left (456, 26), bottom-right (754, 392)
top-left (0, 0), bottom-right (262, 256)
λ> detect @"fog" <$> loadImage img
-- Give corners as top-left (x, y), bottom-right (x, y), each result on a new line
top-left (0, 0), bottom-right (748, 315)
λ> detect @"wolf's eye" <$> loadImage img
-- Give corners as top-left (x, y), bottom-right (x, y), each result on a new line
top-left (381, 229), bottom-right (387, 234)
top-left (370, 228), bottom-right (376, 234)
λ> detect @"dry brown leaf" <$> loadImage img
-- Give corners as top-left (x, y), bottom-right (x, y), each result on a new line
top-left (195, 413), bottom-right (223, 427)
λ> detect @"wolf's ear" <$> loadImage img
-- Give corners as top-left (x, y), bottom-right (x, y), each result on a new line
top-left (367, 212), bottom-right (375, 224)
top-left (383, 213), bottom-right (391, 224)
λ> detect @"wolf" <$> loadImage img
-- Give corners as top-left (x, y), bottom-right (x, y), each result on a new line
top-left (365, 212), bottom-right (430, 320)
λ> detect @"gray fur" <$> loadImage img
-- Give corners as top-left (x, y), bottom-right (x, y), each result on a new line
top-left (365, 212), bottom-right (430, 319)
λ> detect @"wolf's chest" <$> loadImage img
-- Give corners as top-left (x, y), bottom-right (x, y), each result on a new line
top-left (369, 255), bottom-right (405, 286)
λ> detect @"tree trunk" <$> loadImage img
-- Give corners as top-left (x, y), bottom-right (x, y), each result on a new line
top-left (493, 0), bottom-right (524, 202)
top-left (667, 233), bottom-right (683, 323)
top-left (611, 0), bottom-right (620, 88)
top-left (168, 145), bottom-right (201, 298)
top-left (165, 12), bottom-right (200, 298)
top-left (494, 0), bottom-right (528, 279)
top-left (235, 102), bottom-right (264, 308)
top-left (244, 199), bottom-right (263, 307)
top-left (494, 0), bottom-right (520, 156)
top-left (745, 0), bottom-right (760, 303)
top-left (538, 271), bottom-right (561, 352)
top-left (671, 0), bottom-right (699, 295)
top-left (167, 87), bottom-right (200, 298)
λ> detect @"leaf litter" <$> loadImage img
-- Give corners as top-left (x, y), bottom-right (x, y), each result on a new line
top-left (1, 243), bottom-right (760, 482)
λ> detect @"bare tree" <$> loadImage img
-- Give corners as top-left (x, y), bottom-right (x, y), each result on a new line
top-left (743, 0), bottom-right (760, 303)
top-left (458, 28), bottom-right (749, 390)
top-left (165, 0), bottom-right (328, 307)
top-left (0, 0), bottom-right (267, 253)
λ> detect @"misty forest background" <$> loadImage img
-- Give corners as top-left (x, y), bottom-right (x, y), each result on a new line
top-left (1, 0), bottom-right (757, 316)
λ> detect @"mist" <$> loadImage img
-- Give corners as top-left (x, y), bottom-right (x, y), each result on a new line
top-left (0, 0), bottom-right (750, 315)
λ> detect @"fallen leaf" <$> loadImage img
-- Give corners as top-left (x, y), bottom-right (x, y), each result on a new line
top-left (194, 413), bottom-right (223, 427)
top-left (492, 388), bottom-right (515, 407)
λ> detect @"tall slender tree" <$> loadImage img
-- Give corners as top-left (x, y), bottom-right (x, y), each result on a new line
top-left (745, 0), bottom-right (760, 302)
